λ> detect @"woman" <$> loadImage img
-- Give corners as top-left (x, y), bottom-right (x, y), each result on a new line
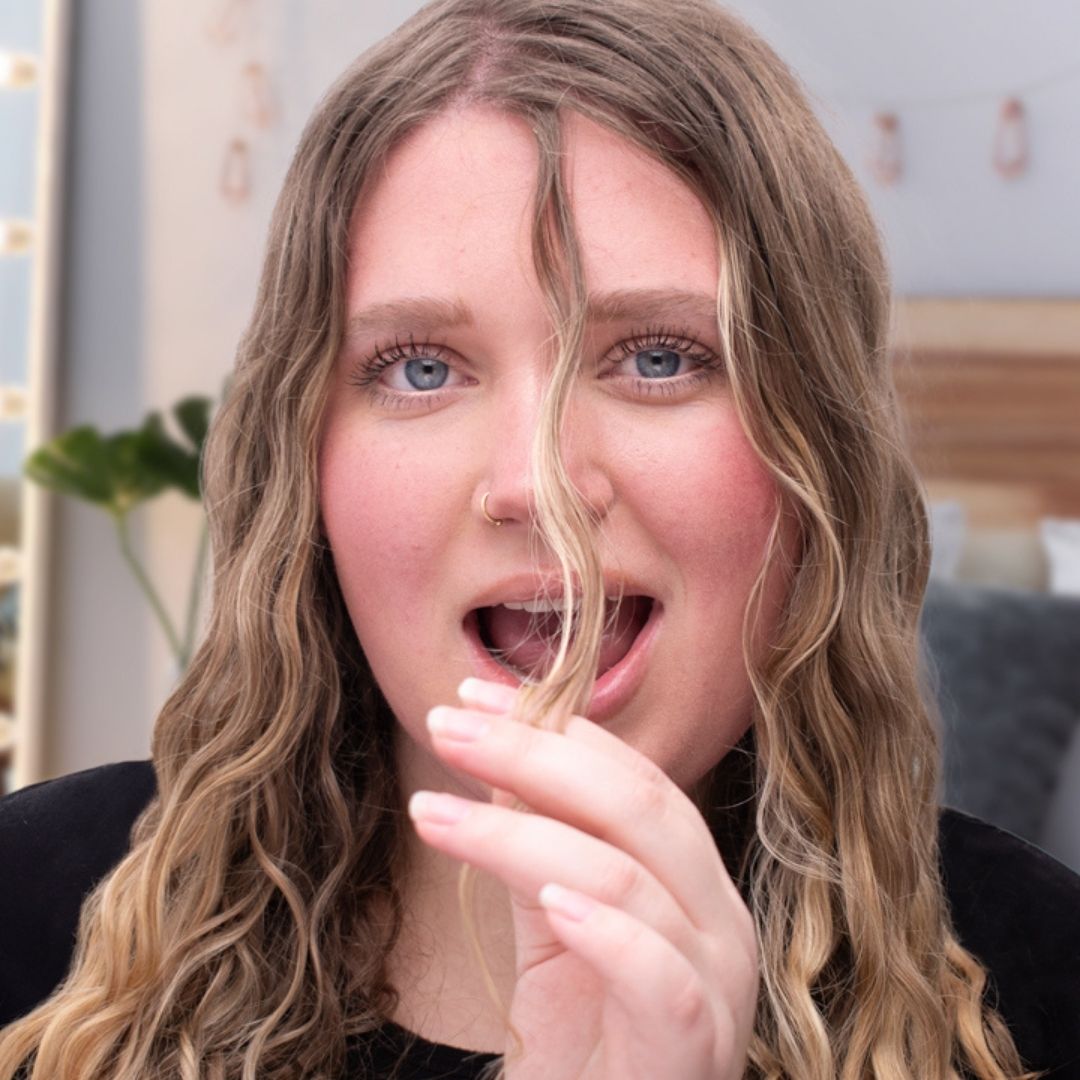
top-left (1, 0), bottom-right (1078, 1077)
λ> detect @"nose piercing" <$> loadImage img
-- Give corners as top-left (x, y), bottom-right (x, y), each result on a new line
top-left (480, 492), bottom-right (504, 527)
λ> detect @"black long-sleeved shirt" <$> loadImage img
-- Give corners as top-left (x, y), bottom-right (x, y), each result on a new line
top-left (1, 761), bottom-right (1078, 1078)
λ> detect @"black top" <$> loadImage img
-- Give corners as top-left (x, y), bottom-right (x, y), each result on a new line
top-left (1, 762), bottom-right (1078, 1079)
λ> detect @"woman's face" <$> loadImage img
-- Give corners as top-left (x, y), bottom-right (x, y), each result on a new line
top-left (319, 106), bottom-right (790, 799)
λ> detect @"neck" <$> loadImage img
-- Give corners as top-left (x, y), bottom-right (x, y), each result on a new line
top-left (385, 727), bottom-right (517, 1054)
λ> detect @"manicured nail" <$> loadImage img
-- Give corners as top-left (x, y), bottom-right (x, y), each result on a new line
top-left (457, 677), bottom-right (518, 710)
top-left (538, 883), bottom-right (597, 922)
top-left (408, 790), bottom-right (472, 825)
top-left (427, 706), bottom-right (490, 742)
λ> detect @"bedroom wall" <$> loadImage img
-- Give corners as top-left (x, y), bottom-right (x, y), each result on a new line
top-left (42, 0), bottom-right (1079, 778)
top-left (722, 0), bottom-right (1080, 297)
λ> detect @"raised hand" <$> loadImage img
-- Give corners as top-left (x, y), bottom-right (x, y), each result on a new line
top-left (407, 677), bottom-right (759, 1080)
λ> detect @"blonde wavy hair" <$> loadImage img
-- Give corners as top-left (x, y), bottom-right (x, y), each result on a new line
top-left (0, 1), bottom-right (1043, 1077)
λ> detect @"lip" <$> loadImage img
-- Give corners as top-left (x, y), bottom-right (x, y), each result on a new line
top-left (466, 571), bottom-right (651, 610)
top-left (461, 595), bottom-right (663, 724)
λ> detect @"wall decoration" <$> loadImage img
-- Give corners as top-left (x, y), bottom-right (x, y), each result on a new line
top-left (240, 60), bottom-right (276, 129)
top-left (206, 0), bottom-right (253, 47)
top-left (992, 97), bottom-right (1029, 179)
top-left (206, 0), bottom-right (278, 207)
top-left (843, 60), bottom-right (1080, 186)
top-left (869, 111), bottom-right (902, 186)
top-left (220, 136), bottom-right (252, 204)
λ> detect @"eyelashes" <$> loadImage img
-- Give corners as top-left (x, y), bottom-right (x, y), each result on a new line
top-left (346, 324), bottom-right (725, 409)
top-left (347, 334), bottom-right (457, 393)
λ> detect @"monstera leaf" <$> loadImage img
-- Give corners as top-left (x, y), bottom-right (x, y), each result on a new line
top-left (23, 395), bottom-right (215, 668)
top-left (24, 396), bottom-right (213, 515)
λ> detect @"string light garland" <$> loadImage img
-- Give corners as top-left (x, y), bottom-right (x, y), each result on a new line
top-left (822, 59), bottom-right (1080, 187)
top-left (206, 0), bottom-right (278, 205)
top-left (829, 59), bottom-right (1080, 111)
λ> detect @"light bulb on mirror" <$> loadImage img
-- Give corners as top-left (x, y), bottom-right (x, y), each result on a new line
top-left (0, 546), bottom-right (20, 587)
top-left (0, 221), bottom-right (33, 256)
top-left (0, 386), bottom-right (28, 421)
top-left (0, 52), bottom-right (38, 89)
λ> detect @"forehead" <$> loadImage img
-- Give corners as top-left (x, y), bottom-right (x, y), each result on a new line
top-left (345, 105), bottom-right (719, 329)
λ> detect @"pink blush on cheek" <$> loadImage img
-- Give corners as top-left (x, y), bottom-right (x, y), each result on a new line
top-left (635, 410), bottom-right (779, 572)
top-left (319, 440), bottom-right (445, 625)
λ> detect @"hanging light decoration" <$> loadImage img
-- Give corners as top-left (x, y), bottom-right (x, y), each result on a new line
top-left (220, 137), bottom-right (252, 203)
top-left (869, 111), bottom-right (903, 186)
top-left (992, 97), bottom-right (1030, 179)
top-left (241, 61), bottom-right (276, 129)
top-left (206, 0), bottom-right (254, 46)
top-left (207, 0), bottom-right (278, 206)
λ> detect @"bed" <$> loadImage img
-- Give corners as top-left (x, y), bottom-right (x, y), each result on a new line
top-left (893, 298), bottom-right (1080, 872)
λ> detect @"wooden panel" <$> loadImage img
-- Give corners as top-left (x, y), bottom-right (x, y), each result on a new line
top-left (892, 346), bottom-right (1080, 527)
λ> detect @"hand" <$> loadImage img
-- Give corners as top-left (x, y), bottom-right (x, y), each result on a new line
top-left (407, 677), bottom-right (759, 1080)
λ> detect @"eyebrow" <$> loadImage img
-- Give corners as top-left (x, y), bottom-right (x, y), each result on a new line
top-left (343, 286), bottom-right (720, 340)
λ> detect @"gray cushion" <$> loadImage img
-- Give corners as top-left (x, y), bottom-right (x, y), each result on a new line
top-left (920, 581), bottom-right (1080, 844)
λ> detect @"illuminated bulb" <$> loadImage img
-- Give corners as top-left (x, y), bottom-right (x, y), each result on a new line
top-left (0, 51), bottom-right (38, 88)
top-left (0, 386), bottom-right (27, 421)
top-left (0, 546), bottom-right (20, 587)
top-left (0, 220), bottom-right (33, 255)
top-left (0, 715), bottom-right (14, 755)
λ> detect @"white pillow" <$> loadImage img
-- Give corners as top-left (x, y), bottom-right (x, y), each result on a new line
top-left (928, 500), bottom-right (967, 581)
top-left (1041, 518), bottom-right (1080, 597)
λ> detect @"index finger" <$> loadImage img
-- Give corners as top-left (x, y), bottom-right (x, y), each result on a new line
top-left (458, 676), bottom-right (688, 781)
top-left (446, 680), bottom-right (748, 932)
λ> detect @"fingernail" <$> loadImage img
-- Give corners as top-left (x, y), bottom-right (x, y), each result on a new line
top-left (457, 677), bottom-right (518, 710)
top-left (427, 706), bottom-right (490, 742)
top-left (538, 883), bottom-right (597, 922)
top-left (408, 790), bottom-right (472, 825)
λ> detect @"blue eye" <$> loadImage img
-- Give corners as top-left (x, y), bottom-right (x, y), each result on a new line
top-left (349, 338), bottom-right (464, 403)
top-left (634, 348), bottom-right (683, 379)
top-left (605, 328), bottom-right (724, 400)
top-left (403, 357), bottom-right (449, 390)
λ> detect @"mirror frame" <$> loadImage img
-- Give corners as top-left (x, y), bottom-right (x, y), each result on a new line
top-left (12, 0), bottom-right (70, 788)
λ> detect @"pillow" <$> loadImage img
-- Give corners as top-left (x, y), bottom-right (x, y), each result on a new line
top-left (1041, 518), bottom-right (1080, 597)
top-left (921, 581), bottom-right (1080, 845)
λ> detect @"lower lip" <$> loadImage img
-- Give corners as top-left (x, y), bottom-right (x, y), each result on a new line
top-left (461, 601), bottom-right (664, 723)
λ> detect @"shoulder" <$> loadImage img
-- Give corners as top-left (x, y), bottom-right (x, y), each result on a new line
top-left (0, 760), bottom-right (157, 1026)
top-left (939, 806), bottom-right (1080, 1077)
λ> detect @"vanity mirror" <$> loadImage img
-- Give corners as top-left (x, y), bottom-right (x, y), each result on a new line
top-left (0, 0), bottom-right (69, 793)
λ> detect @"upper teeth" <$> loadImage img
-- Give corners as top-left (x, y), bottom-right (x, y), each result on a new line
top-left (500, 595), bottom-right (617, 613)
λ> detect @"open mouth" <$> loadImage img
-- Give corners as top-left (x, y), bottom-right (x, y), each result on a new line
top-left (465, 595), bottom-right (655, 682)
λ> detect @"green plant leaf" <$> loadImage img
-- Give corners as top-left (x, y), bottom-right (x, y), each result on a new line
top-left (24, 395), bottom-right (214, 512)
top-left (134, 412), bottom-right (201, 500)
top-left (24, 426), bottom-right (121, 509)
top-left (173, 396), bottom-right (212, 454)
top-left (105, 423), bottom-right (171, 513)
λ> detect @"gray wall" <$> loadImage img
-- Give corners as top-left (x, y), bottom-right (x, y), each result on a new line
top-left (46, 0), bottom-right (149, 775)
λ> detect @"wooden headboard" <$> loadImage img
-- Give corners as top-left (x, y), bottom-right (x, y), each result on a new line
top-left (891, 298), bottom-right (1080, 531)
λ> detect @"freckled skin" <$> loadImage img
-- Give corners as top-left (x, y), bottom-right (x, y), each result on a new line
top-left (318, 106), bottom-right (791, 802)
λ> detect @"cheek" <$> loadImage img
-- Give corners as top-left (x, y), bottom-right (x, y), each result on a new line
top-left (317, 422), bottom-right (453, 628)
top-left (630, 410), bottom-right (779, 585)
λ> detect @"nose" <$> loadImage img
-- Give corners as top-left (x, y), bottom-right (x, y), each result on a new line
top-left (475, 385), bottom-right (615, 530)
